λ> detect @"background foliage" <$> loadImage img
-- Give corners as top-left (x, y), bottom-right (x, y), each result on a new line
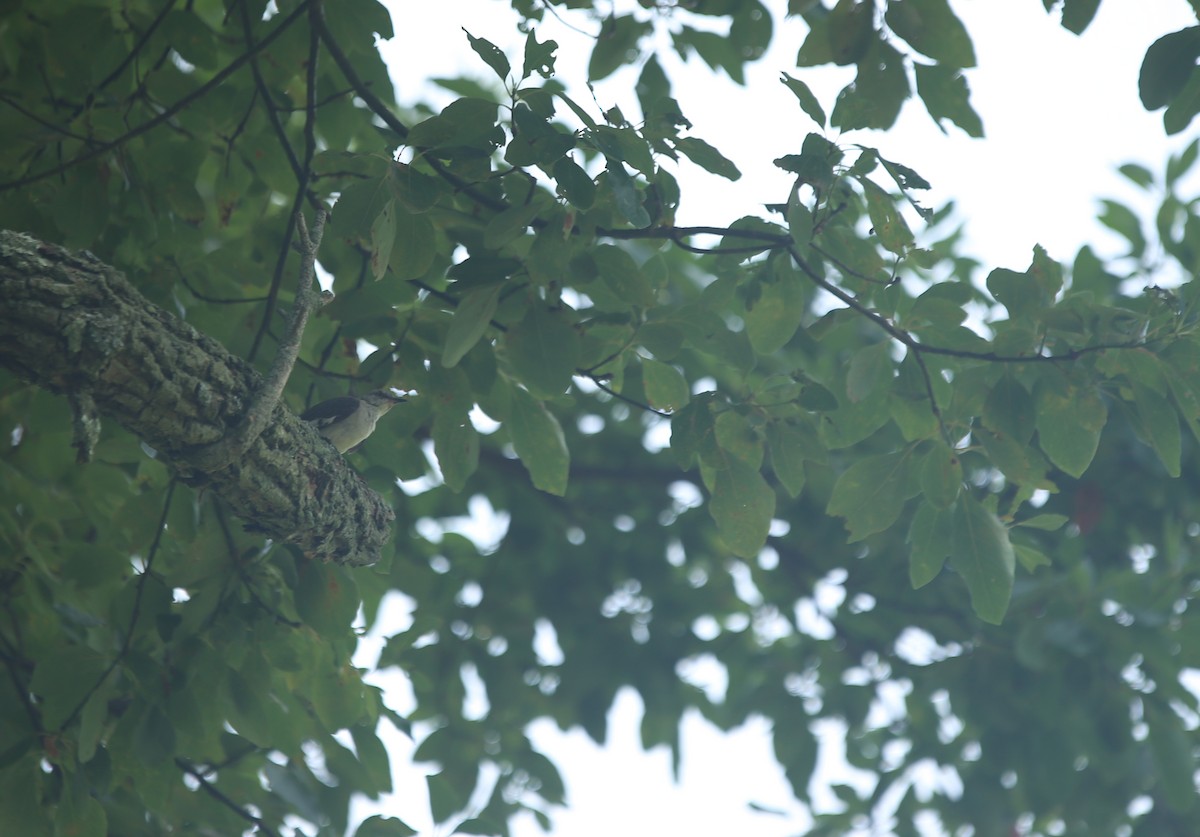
top-left (2, 0), bottom-right (1200, 835)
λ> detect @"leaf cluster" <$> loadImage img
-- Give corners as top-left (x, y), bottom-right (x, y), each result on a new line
top-left (2, 1), bottom-right (1200, 836)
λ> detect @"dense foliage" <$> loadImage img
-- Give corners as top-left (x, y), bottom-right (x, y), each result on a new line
top-left (2, 0), bottom-right (1200, 835)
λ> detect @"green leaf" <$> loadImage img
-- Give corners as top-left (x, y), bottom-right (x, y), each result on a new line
top-left (407, 98), bottom-right (500, 149)
top-left (919, 441), bottom-right (961, 508)
top-left (983, 374), bottom-right (1036, 444)
top-left (31, 646), bottom-right (109, 730)
top-left (1015, 513), bottom-right (1069, 531)
top-left (509, 387), bottom-right (570, 495)
top-left (914, 63), bottom-right (984, 137)
top-left (295, 561), bottom-right (360, 636)
top-left (766, 420), bottom-right (816, 498)
top-left (1131, 381), bottom-right (1182, 477)
top-left (356, 815), bottom-right (419, 837)
top-left (825, 0), bottom-right (875, 65)
top-left (974, 426), bottom-right (1053, 487)
top-left (886, 0), bottom-right (976, 67)
top-left (553, 156), bottom-right (596, 209)
top-left (908, 500), bottom-right (954, 588)
top-left (846, 341), bottom-right (893, 403)
top-left (432, 412), bottom-right (480, 491)
top-left (427, 771), bottom-right (469, 824)
top-left (369, 199), bottom-right (396, 280)
top-left (709, 455), bottom-right (776, 558)
top-left (1146, 702), bottom-right (1197, 812)
top-left (827, 450), bottom-right (917, 541)
top-left (1160, 341), bottom-right (1200, 443)
top-left (1098, 199), bottom-right (1146, 256)
top-left (744, 271), bottom-right (805, 354)
top-left (443, 285), bottom-right (502, 368)
top-left (589, 15), bottom-right (648, 81)
top-left (1034, 376), bottom-right (1107, 478)
top-left (950, 496), bottom-right (1015, 624)
top-left (503, 303), bottom-right (581, 398)
top-left (1059, 0), bottom-right (1102, 35)
top-left (642, 358), bottom-right (689, 412)
top-left (463, 29), bottom-right (510, 80)
top-left (134, 704), bottom-right (176, 765)
top-left (673, 136), bottom-right (741, 181)
top-left (1139, 27), bottom-right (1200, 110)
top-left (861, 178), bottom-right (914, 253)
top-left (780, 72), bottom-right (827, 126)
top-left (595, 244), bottom-right (656, 307)
top-left (389, 209), bottom-right (437, 281)
top-left (1163, 68), bottom-right (1200, 134)
top-left (831, 40), bottom-right (909, 131)
top-left (1013, 543), bottom-right (1051, 573)
top-left (522, 29), bottom-right (558, 79)
top-left (604, 160), bottom-right (652, 228)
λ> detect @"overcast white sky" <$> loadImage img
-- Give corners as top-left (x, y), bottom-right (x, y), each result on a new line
top-left (354, 3), bottom-right (1199, 836)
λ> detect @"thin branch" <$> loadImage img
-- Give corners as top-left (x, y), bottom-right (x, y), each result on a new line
top-left (0, 1), bottom-right (311, 194)
top-left (87, 0), bottom-right (180, 109)
top-left (175, 757), bottom-right (280, 837)
top-left (194, 208), bottom-right (330, 471)
top-left (247, 12), bottom-right (323, 364)
top-left (57, 481), bottom-right (177, 733)
top-left (239, 0), bottom-right (306, 186)
top-left (585, 374), bottom-right (671, 417)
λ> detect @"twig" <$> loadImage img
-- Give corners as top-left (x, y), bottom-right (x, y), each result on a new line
top-left (56, 481), bottom-right (177, 733)
top-left (193, 208), bottom-right (330, 471)
top-left (175, 757), bottom-right (281, 837)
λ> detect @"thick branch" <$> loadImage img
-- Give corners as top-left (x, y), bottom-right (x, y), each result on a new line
top-left (0, 230), bottom-right (392, 566)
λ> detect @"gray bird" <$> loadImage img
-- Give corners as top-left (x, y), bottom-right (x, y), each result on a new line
top-left (301, 390), bottom-right (405, 453)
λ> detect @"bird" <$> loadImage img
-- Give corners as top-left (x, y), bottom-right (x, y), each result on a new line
top-left (300, 390), bottom-right (405, 453)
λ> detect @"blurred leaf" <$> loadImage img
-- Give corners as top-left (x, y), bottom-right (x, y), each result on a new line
top-left (443, 285), bottom-right (502, 368)
top-left (1139, 26), bottom-right (1200, 110)
top-left (919, 441), bottom-right (961, 508)
top-left (642, 358), bottom-right (690, 412)
top-left (1035, 375), bottom-right (1107, 478)
top-left (950, 495), bottom-right (1015, 624)
top-left (503, 303), bottom-right (581, 398)
top-left (780, 72), bottom-right (827, 126)
top-left (710, 455), bottom-right (776, 558)
top-left (828, 450), bottom-right (918, 541)
top-left (909, 500), bottom-right (954, 588)
top-left (673, 136), bottom-right (741, 181)
top-left (914, 63), bottom-right (984, 137)
top-left (509, 387), bottom-right (570, 495)
top-left (886, 0), bottom-right (976, 67)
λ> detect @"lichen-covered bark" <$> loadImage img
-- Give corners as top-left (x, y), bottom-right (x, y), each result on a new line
top-left (0, 230), bottom-right (392, 565)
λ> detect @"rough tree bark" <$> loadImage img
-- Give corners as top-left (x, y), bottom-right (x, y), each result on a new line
top-left (0, 230), bottom-right (393, 565)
